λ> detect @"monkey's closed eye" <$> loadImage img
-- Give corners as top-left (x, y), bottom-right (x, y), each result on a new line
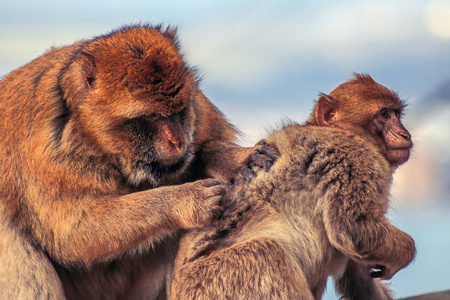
top-left (379, 108), bottom-right (389, 120)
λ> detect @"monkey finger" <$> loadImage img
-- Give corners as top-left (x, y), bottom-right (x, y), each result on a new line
top-left (203, 194), bottom-right (226, 223)
top-left (249, 140), bottom-right (279, 172)
top-left (255, 139), bottom-right (279, 159)
top-left (203, 184), bottom-right (226, 199)
top-left (200, 178), bottom-right (224, 188)
top-left (207, 195), bottom-right (224, 211)
top-left (239, 165), bottom-right (257, 181)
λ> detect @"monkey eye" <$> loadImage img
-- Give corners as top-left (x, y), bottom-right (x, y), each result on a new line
top-left (379, 108), bottom-right (389, 120)
top-left (395, 110), bottom-right (401, 119)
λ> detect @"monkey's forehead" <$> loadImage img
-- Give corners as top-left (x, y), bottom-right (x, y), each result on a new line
top-left (330, 86), bottom-right (404, 110)
top-left (80, 26), bottom-right (197, 116)
top-left (90, 25), bottom-right (179, 51)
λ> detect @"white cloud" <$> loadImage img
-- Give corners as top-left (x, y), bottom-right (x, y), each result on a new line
top-left (426, 0), bottom-right (450, 38)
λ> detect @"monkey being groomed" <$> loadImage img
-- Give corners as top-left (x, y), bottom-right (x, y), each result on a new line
top-left (170, 75), bottom-right (416, 300)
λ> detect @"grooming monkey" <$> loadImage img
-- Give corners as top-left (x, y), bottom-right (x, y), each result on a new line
top-left (0, 25), bottom-right (275, 299)
top-left (170, 74), bottom-right (416, 300)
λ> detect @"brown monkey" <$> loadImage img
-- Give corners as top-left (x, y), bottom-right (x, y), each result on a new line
top-left (308, 74), bottom-right (413, 300)
top-left (170, 74), bottom-right (415, 300)
top-left (0, 24), bottom-right (274, 299)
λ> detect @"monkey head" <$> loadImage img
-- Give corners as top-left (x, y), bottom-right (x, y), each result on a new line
top-left (60, 25), bottom-right (199, 187)
top-left (309, 74), bottom-right (413, 168)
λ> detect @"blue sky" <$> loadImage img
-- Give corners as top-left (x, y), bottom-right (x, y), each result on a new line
top-left (1, 0), bottom-right (450, 298)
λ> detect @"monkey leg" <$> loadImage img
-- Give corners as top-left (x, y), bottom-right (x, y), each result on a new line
top-left (55, 239), bottom-right (178, 300)
top-left (0, 216), bottom-right (64, 300)
top-left (170, 237), bottom-right (313, 300)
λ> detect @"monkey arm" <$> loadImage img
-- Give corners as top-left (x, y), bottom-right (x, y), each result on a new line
top-left (27, 179), bottom-right (224, 267)
top-left (193, 92), bottom-right (279, 182)
top-left (350, 220), bottom-right (415, 280)
top-left (304, 132), bottom-right (417, 280)
top-left (199, 139), bottom-right (279, 182)
top-left (198, 140), bottom-right (254, 181)
top-left (322, 184), bottom-right (416, 280)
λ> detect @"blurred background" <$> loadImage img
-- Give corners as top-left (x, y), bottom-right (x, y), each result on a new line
top-left (1, 0), bottom-right (449, 298)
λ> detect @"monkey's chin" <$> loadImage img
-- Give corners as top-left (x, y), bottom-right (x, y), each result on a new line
top-left (387, 148), bottom-right (410, 167)
top-left (157, 155), bottom-right (185, 167)
top-left (128, 154), bottom-right (192, 188)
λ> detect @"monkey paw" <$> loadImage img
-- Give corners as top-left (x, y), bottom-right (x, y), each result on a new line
top-left (178, 179), bottom-right (226, 229)
top-left (241, 139), bottom-right (279, 180)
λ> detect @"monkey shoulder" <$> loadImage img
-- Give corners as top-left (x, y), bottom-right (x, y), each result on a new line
top-left (267, 124), bottom-right (392, 193)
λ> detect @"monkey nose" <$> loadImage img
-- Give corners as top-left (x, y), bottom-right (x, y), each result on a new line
top-left (399, 130), bottom-right (411, 142)
top-left (397, 129), bottom-right (413, 150)
top-left (168, 135), bottom-right (185, 152)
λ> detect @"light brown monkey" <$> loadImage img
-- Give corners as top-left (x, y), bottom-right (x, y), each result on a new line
top-left (308, 74), bottom-right (413, 300)
top-left (170, 74), bottom-right (415, 300)
top-left (0, 24), bottom-right (275, 299)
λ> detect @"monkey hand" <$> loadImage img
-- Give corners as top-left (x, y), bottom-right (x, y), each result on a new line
top-left (370, 264), bottom-right (401, 280)
top-left (369, 264), bottom-right (388, 279)
top-left (366, 229), bottom-right (416, 280)
top-left (345, 262), bottom-right (393, 281)
top-left (241, 139), bottom-right (279, 180)
top-left (173, 179), bottom-right (226, 229)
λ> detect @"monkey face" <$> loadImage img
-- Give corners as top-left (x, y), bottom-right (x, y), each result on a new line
top-left (87, 80), bottom-right (198, 187)
top-left (77, 95), bottom-right (198, 187)
top-left (315, 74), bottom-right (413, 169)
top-left (374, 107), bottom-right (413, 167)
top-left (64, 26), bottom-right (199, 187)
top-left (120, 107), bottom-right (197, 187)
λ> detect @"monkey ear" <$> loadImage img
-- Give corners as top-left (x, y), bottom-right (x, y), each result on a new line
top-left (315, 93), bottom-right (338, 126)
top-left (78, 52), bottom-right (96, 89)
top-left (61, 52), bottom-right (97, 106)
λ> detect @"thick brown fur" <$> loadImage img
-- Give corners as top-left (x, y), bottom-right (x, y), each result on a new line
top-left (170, 75), bottom-right (415, 300)
top-left (0, 24), bottom-right (273, 299)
